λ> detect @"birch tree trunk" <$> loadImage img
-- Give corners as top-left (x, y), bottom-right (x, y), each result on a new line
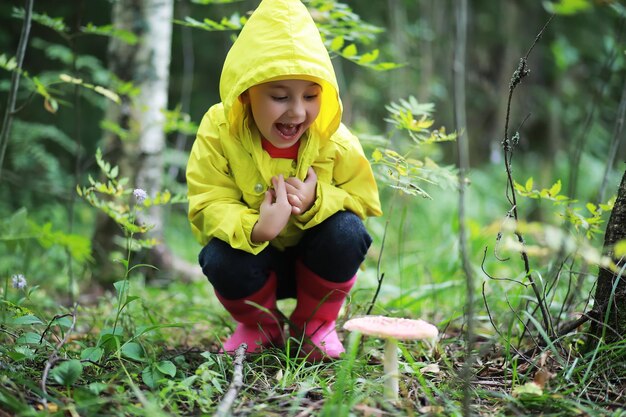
top-left (93, 0), bottom-right (197, 283)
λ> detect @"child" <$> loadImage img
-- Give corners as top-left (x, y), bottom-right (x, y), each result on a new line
top-left (186, 0), bottom-right (382, 360)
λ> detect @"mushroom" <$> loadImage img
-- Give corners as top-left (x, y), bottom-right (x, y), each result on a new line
top-left (343, 316), bottom-right (438, 401)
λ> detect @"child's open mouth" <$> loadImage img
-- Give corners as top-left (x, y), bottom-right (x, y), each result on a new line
top-left (275, 123), bottom-right (302, 141)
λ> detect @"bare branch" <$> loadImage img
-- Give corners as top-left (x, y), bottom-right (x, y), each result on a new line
top-left (41, 304), bottom-right (78, 403)
top-left (481, 247), bottom-right (528, 286)
top-left (214, 343), bottom-right (248, 417)
top-left (500, 14), bottom-right (556, 340)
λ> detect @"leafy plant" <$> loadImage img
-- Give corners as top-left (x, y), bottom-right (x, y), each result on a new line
top-left (371, 96), bottom-right (458, 198)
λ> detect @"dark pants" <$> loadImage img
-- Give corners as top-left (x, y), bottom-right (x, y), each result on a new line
top-left (198, 211), bottom-right (372, 300)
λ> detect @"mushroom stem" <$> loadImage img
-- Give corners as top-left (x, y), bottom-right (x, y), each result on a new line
top-left (383, 337), bottom-right (399, 401)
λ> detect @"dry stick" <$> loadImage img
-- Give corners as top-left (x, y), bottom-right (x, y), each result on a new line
top-left (214, 343), bottom-right (248, 417)
top-left (501, 15), bottom-right (555, 340)
top-left (40, 304), bottom-right (79, 404)
top-left (452, 1), bottom-right (475, 416)
top-left (0, 0), bottom-right (33, 184)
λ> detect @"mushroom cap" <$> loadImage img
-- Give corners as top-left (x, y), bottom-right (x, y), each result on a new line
top-left (343, 316), bottom-right (438, 340)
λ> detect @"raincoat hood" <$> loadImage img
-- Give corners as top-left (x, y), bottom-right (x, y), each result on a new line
top-left (220, 0), bottom-right (342, 140)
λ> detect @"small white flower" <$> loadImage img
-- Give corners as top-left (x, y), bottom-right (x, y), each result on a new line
top-left (133, 188), bottom-right (148, 204)
top-left (11, 274), bottom-right (27, 289)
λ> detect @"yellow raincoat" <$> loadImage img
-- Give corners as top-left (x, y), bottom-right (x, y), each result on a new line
top-left (187, 0), bottom-right (382, 254)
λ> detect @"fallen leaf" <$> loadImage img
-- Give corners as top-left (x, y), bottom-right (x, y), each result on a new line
top-left (420, 363), bottom-right (440, 374)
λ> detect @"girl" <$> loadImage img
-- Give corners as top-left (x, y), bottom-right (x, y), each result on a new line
top-left (186, 0), bottom-right (382, 360)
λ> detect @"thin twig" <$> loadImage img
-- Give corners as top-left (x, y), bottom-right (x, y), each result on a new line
top-left (481, 282), bottom-right (529, 363)
top-left (500, 14), bottom-right (556, 340)
top-left (366, 217), bottom-right (389, 315)
top-left (504, 292), bottom-right (540, 351)
top-left (40, 304), bottom-right (79, 403)
top-left (0, 327), bottom-right (18, 339)
top-left (481, 247), bottom-right (528, 286)
top-left (0, 0), bottom-right (34, 184)
top-left (214, 343), bottom-right (248, 417)
top-left (38, 313), bottom-right (74, 345)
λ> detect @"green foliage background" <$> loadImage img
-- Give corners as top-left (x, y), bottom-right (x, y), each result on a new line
top-left (0, 0), bottom-right (625, 415)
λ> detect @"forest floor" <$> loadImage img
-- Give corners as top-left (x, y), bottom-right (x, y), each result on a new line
top-left (1, 277), bottom-right (625, 417)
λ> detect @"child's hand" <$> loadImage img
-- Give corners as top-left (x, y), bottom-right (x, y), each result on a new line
top-left (251, 175), bottom-right (292, 242)
top-left (286, 167), bottom-right (317, 215)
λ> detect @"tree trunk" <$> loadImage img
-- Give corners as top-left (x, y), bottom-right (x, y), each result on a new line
top-left (93, 0), bottom-right (198, 283)
top-left (589, 166), bottom-right (626, 344)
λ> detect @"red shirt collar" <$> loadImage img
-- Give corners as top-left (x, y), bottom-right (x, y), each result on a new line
top-left (261, 138), bottom-right (300, 159)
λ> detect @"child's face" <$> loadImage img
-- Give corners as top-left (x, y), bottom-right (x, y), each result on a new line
top-left (243, 79), bottom-right (322, 149)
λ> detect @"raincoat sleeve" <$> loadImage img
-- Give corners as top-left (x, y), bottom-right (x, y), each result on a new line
top-left (295, 126), bottom-right (382, 228)
top-left (187, 107), bottom-right (268, 254)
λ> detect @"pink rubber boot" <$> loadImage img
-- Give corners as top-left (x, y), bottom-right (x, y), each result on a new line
top-left (290, 261), bottom-right (356, 361)
top-left (215, 273), bottom-right (283, 353)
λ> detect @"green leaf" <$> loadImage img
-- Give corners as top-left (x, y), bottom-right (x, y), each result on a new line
top-left (51, 360), bottom-right (83, 386)
top-left (156, 360), bottom-right (176, 378)
top-left (97, 327), bottom-right (123, 353)
top-left (373, 62), bottom-right (403, 71)
top-left (342, 44), bottom-right (357, 57)
top-left (81, 23), bottom-right (138, 45)
top-left (525, 177), bottom-right (534, 192)
top-left (51, 316), bottom-right (72, 328)
top-left (16, 332), bottom-right (44, 345)
top-left (9, 315), bottom-right (43, 325)
top-left (122, 295), bottom-right (140, 308)
top-left (14, 8), bottom-right (69, 33)
top-left (330, 36), bottom-right (344, 51)
top-left (514, 180), bottom-right (526, 194)
top-left (548, 180), bottom-right (562, 196)
top-left (121, 342), bottom-right (146, 362)
top-left (543, 0), bottom-right (592, 15)
top-left (88, 382), bottom-right (109, 395)
top-left (0, 54), bottom-right (17, 71)
top-left (113, 280), bottom-right (129, 296)
top-left (142, 365), bottom-right (164, 389)
top-left (8, 346), bottom-right (35, 361)
top-left (586, 202), bottom-right (597, 215)
top-left (81, 347), bottom-right (104, 363)
top-left (358, 49), bottom-right (379, 64)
